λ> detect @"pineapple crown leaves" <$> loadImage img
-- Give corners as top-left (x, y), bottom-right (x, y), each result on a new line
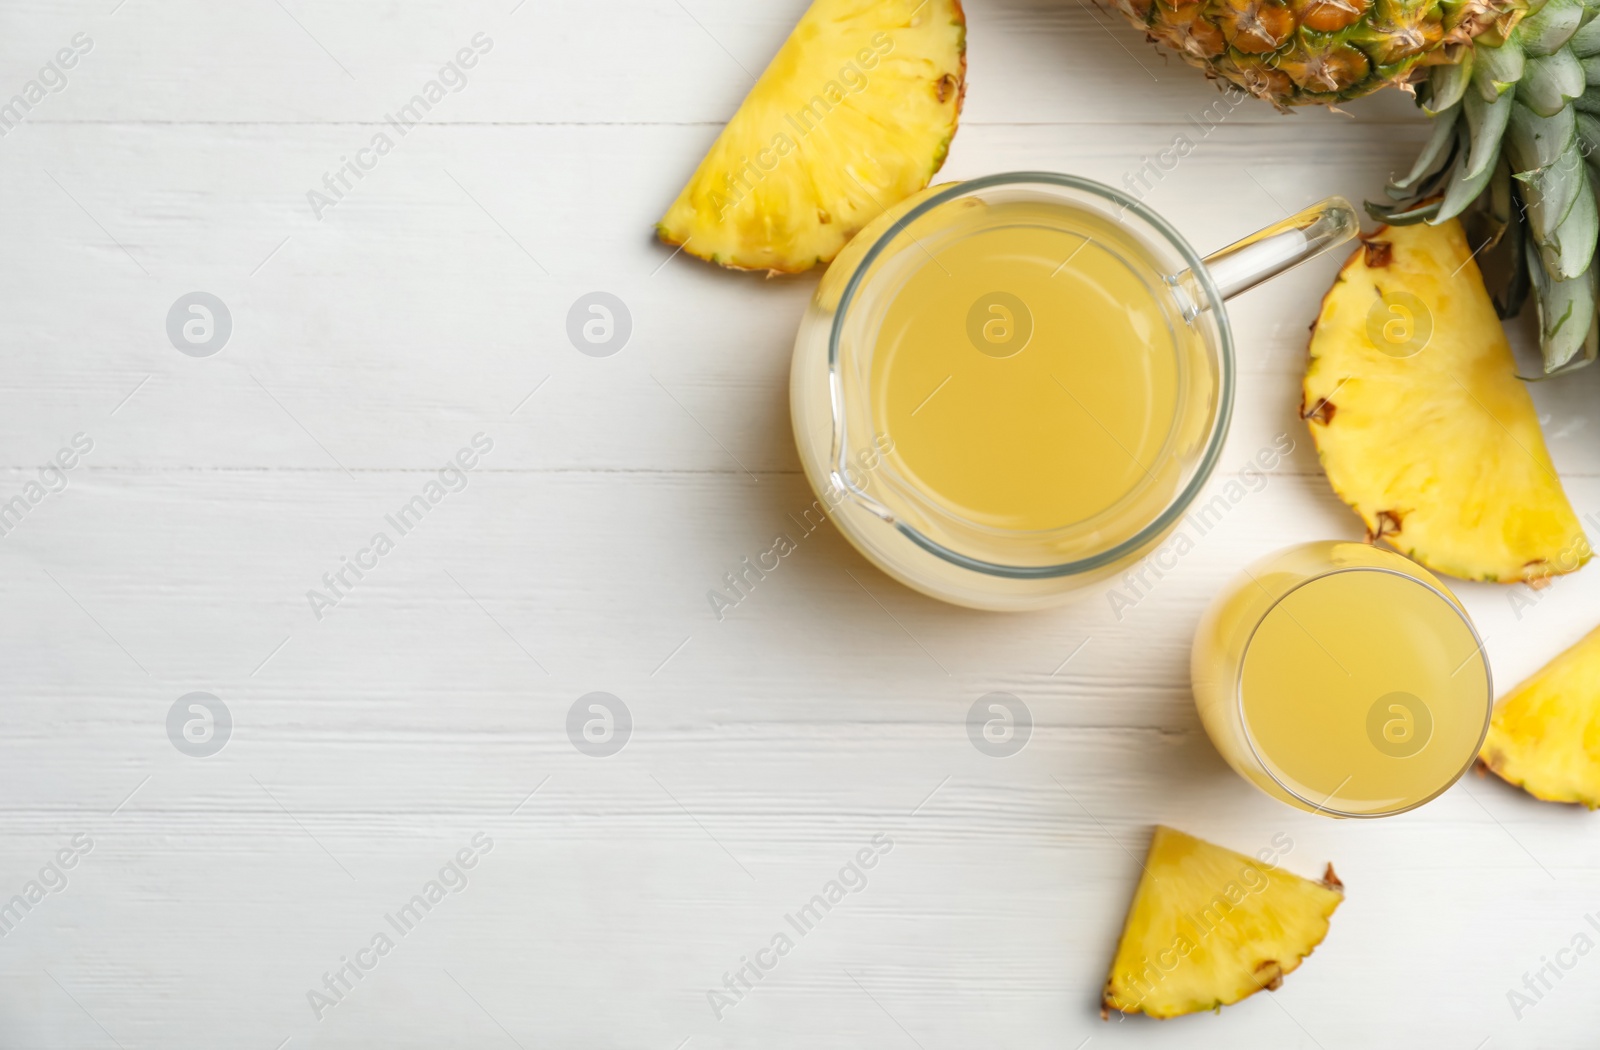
top-left (1109, 0), bottom-right (1600, 369)
top-left (1378, 0), bottom-right (1600, 372)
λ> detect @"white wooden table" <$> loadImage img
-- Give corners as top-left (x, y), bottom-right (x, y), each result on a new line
top-left (5, 1), bottom-right (1600, 1047)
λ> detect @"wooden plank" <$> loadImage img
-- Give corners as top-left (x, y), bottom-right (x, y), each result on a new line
top-left (1, 1), bottom-right (1597, 1047)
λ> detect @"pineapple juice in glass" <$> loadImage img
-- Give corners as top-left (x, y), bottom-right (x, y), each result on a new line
top-left (1192, 541), bottom-right (1493, 817)
top-left (790, 172), bottom-right (1359, 610)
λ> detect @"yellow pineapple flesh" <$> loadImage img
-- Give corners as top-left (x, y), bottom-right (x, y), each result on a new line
top-left (1304, 220), bottom-right (1589, 584)
top-left (1102, 826), bottom-right (1343, 1019)
top-left (1482, 625), bottom-right (1600, 808)
top-left (657, 0), bottom-right (965, 273)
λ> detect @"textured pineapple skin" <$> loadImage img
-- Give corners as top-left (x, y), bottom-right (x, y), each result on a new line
top-left (1482, 625), bottom-right (1600, 808)
top-left (1107, 0), bottom-right (1525, 105)
top-left (1304, 220), bottom-right (1589, 584)
top-left (1102, 826), bottom-right (1343, 1019)
top-left (656, 0), bottom-right (966, 273)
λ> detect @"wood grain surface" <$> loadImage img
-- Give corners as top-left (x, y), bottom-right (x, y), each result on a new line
top-left (3, 1), bottom-right (1600, 1047)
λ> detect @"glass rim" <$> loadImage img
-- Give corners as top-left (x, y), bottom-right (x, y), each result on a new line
top-left (1232, 562), bottom-right (1495, 819)
top-left (825, 170), bottom-right (1236, 580)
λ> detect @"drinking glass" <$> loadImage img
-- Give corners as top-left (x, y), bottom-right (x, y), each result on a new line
top-left (1191, 541), bottom-right (1493, 817)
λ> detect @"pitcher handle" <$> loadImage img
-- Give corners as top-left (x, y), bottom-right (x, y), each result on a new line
top-left (1173, 197), bottom-right (1360, 319)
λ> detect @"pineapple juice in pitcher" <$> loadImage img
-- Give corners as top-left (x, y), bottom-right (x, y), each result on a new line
top-left (868, 199), bottom-right (1196, 535)
top-left (790, 172), bottom-right (1359, 609)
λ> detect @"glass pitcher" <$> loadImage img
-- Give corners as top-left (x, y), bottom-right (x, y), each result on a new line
top-left (789, 172), bottom-right (1358, 611)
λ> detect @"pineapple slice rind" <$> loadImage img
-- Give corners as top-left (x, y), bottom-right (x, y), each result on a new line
top-left (1102, 826), bottom-right (1343, 1020)
top-left (657, 0), bottom-right (966, 273)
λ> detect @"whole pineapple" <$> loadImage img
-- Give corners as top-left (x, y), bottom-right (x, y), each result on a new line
top-left (1115, 0), bottom-right (1523, 104)
top-left (1111, 0), bottom-right (1600, 373)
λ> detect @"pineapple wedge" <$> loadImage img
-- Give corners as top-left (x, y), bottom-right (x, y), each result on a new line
top-left (1102, 826), bottom-right (1343, 1020)
top-left (1482, 625), bottom-right (1600, 808)
top-left (657, 0), bottom-right (965, 273)
top-left (1304, 220), bottom-right (1589, 583)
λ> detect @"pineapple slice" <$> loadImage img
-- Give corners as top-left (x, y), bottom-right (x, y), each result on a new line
top-left (657, 0), bottom-right (965, 273)
top-left (1102, 826), bottom-right (1343, 1020)
top-left (1482, 625), bottom-right (1600, 808)
top-left (1304, 220), bottom-right (1589, 583)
